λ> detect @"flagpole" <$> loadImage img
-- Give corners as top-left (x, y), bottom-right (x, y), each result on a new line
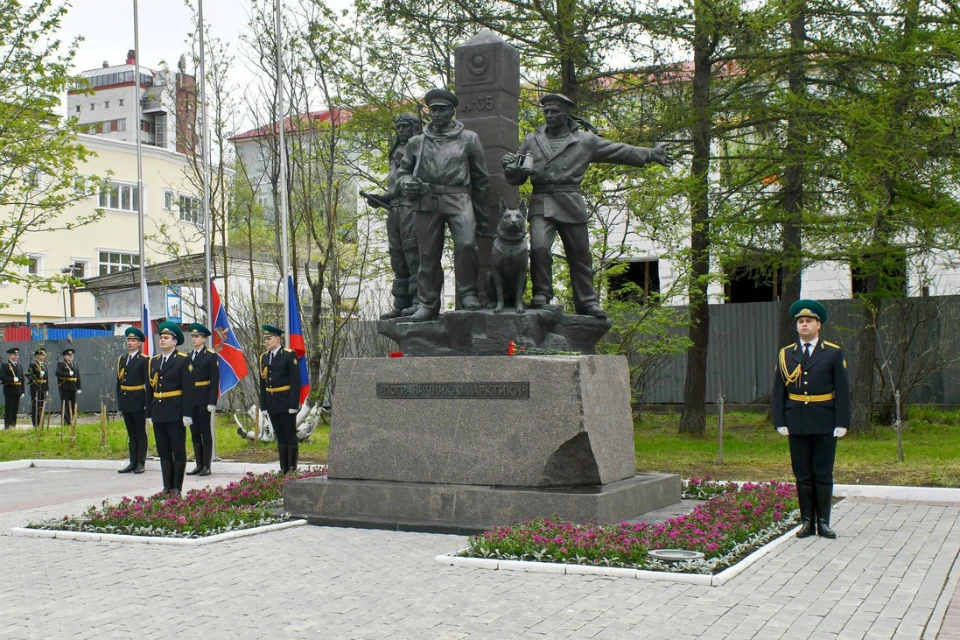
top-left (198, 0), bottom-right (218, 461)
top-left (133, 0), bottom-right (149, 352)
top-left (275, 0), bottom-right (291, 348)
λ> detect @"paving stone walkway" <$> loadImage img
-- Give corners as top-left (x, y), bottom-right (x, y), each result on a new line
top-left (1, 467), bottom-right (958, 639)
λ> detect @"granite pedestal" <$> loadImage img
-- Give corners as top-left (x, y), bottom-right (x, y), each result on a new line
top-left (284, 355), bottom-right (680, 532)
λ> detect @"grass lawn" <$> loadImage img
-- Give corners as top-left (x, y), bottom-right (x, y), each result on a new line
top-left (2, 406), bottom-right (958, 487)
top-left (636, 406), bottom-right (960, 487)
top-left (0, 415), bottom-right (330, 465)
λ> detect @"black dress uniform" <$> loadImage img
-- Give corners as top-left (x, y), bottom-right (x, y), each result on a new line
top-left (146, 322), bottom-right (194, 495)
top-left (773, 300), bottom-right (850, 539)
top-left (56, 351), bottom-right (81, 424)
top-left (185, 324), bottom-right (219, 476)
top-left (1, 349), bottom-right (24, 429)
top-left (27, 351), bottom-right (49, 428)
top-left (116, 330), bottom-right (150, 474)
top-left (259, 325), bottom-right (302, 473)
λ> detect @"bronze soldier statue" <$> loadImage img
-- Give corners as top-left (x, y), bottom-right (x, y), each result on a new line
top-left (397, 88), bottom-right (490, 322)
top-left (503, 93), bottom-right (674, 318)
top-left (364, 113), bottom-right (422, 319)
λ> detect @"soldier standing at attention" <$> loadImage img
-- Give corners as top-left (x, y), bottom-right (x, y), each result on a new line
top-left (146, 321), bottom-right (194, 496)
top-left (259, 324), bottom-right (301, 473)
top-left (1, 347), bottom-right (24, 429)
top-left (185, 323), bottom-right (219, 477)
top-left (502, 94), bottom-right (674, 318)
top-left (56, 348), bottom-right (81, 425)
top-left (773, 299), bottom-right (850, 539)
top-left (117, 327), bottom-right (150, 474)
top-left (27, 348), bottom-right (49, 429)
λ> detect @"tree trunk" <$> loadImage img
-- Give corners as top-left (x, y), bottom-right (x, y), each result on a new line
top-left (850, 297), bottom-right (878, 431)
top-left (679, 2), bottom-right (712, 435)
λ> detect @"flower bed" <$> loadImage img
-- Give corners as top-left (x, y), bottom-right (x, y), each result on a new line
top-left (459, 479), bottom-right (799, 574)
top-left (25, 469), bottom-right (328, 539)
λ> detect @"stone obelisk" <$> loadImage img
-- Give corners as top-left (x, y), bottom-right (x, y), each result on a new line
top-left (454, 31), bottom-right (520, 303)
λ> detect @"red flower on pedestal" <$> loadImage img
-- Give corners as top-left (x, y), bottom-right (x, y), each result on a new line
top-left (389, 351), bottom-right (404, 358)
top-left (507, 340), bottom-right (516, 356)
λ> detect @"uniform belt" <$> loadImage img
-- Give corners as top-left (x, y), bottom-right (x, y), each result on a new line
top-left (153, 390), bottom-right (183, 399)
top-left (788, 392), bottom-right (835, 404)
top-left (3, 382), bottom-right (21, 386)
top-left (194, 380), bottom-right (210, 387)
top-left (532, 184), bottom-right (582, 194)
top-left (266, 385), bottom-right (291, 393)
top-left (62, 377), bottom-right (78, 382)
top-left (427, 184), bottom-right (470, 195)
top-left (120, 384), bottom-right (145, 391)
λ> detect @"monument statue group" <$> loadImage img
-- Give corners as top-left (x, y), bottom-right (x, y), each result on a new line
top-left (285, 32), bottom-right (681, 532)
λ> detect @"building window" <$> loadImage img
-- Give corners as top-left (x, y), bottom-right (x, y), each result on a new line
top-left (90, 103), bottom-right (95, 110)
top-left (609, 260), bottom-right (661, 303)
top-left (118, 119), bottom-right (126, 132)
top-left (27, 255), bottom-right (41, 275)
top-left (104, 120), bottom-right (112, 133)
top-left (98, 182), bottom-right (139, 212)
top-left (70, 261), bottom-right (87, 278)
top-left (98, 251), bottom-right (140, 276)
top-left (179, 195), bottom-right (202, 225)
top-left (75, 105), bottom-right (80, 113)
top-left (119, 98), bottom-right (124, 106)
top-left (104, 101), bottom-right (110, 109)
top-left (163, 190), bottom-right (175, 211)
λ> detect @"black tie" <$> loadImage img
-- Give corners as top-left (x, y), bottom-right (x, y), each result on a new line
top-left (126, 355), bottom-right (132, 367)
top-left (161, 355), bottom-right (167, 369)
top-left (269, 351), bottom-right (274, 366)
top-left (803, 343), bottom-right (811, 362)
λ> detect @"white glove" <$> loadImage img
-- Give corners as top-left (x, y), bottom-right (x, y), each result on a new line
top-left (834, 427), bottom-right (847, 438)
top-left (12, 376), bottom-right (18, 383)
top-left (288, 408), bottom-right (298, 414)
top-left (147, 418), bottom-right (152, 427)
top-left (777, 427), bottom-right (789, 436)
top-left (206, 405), bottom-right (216, 412)
top-left (183, 417), bottom-right (193, 427)
top-left (76, 389), bottom-right (82, 394)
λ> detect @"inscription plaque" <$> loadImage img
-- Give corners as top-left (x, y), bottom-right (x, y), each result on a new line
top-left (376, 382), bottom-right (529, 399)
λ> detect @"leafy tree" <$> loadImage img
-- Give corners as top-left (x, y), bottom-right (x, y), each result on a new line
top-left (0, 0), bottom-right (102, 306)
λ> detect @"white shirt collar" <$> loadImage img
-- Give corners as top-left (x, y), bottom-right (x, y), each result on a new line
top-left (270, 346), bottom-right (282, 357)
top-left (801, 337), bottom-right (819, 351)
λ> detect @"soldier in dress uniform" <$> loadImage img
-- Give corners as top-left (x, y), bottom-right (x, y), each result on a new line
top-left (502, 93), bottom-right (674, 317)
top-left (185, 323), bottom-right (219, 477)
top-left (27, 348), bottom-right (49, 428)
top-left (1, 347), bottom-right (25, 429)
top-left (116, 327), bottom-right (150, 474)
top-left (146, 321), bottom-right (194, 496)
top-left (259, 324), bottom-right (301, 473)
top-left (56, 348), bottom-right (81, 425)
top-left (773, 299), bottom-right (850, 539)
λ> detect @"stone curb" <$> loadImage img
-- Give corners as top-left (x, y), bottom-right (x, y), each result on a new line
top-left (10, 519), bottom-right (307, 546)
top-left (696, 480), bottom-right (960, 504)
top-left (435, 524), bottom-right (802, 587)
top-left (11, 459), bottom-right (283, 475)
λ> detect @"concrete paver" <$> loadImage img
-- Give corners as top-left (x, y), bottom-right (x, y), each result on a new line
top-left (0, 467), bottom-right (958, 639)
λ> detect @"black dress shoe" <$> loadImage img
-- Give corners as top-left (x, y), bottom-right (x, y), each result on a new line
top-left (118, 462), bottom-right (137, 474)
top-left (817, 520), bottom-right (837, 539)
top-left (198, 467), bottom-right (211, 476)
top-left (186, 465), bottom-right (203, 476)
top-left (134, 463), bottom-right (145, 474)
top-left (795, 519), bottom-right (816, 538)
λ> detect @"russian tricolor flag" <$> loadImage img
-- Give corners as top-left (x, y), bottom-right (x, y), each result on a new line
top-left (140, 274), bottom-right (153, 357)
top-left (287, 274), bottom-right (310, 405)
top-left (211, 279), bottom-right (249, 396)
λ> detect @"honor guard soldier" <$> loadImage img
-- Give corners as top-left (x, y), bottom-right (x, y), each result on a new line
top-left (185, 323), bottom-right (219, 476)
top-left (1, 347), bottom-right (25, 429)
top-left (773, 299), bottom-right (851, 539)
top-left (259, 324), bottom-right (301, 473)
top-left (27, 348), bottom-right (49, 428)
top-left (146, 321), bottom-right (194, 496)
top-left (56, 348), bottom-right (81, 425)
top-left (117, 328), bottom-right (150, 474)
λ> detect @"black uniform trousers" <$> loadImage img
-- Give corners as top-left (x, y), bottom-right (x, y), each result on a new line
top-left (269, 411), bottom-right (297, 448)
top-left (788, 433), bottom-right (837, 487)
top-left (122, 411), bottom-right (148, 448)
top-left (189, 405), bottom-right (212, 457)
top-left (60, 391), bottom-right (77, 423)
top-left (3, 394), bottom-right (19, 429)
top-left (30, 389), bottom-right (46, 427)
top-left (529, 216), bottom-right (598, 310)
top-left (153, 421), bottom-right (187, 463)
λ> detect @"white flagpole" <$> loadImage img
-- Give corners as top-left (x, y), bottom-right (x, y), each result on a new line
top-left (198, 0), bottom-right (218, 462)
top-left (275, 0), bottom-right (291, 348)
top-left (133, 0), bottom-right (150, 353)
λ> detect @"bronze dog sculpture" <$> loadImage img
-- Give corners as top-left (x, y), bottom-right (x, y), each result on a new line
top-left (486, 199), bottom-right (529, 314)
